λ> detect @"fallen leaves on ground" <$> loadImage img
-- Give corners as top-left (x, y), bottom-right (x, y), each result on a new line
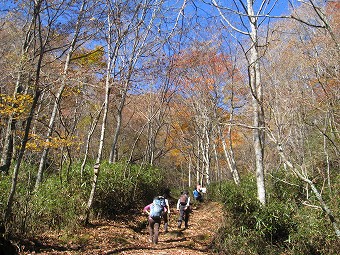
top-left (19, 202), bottom-right (223, 255)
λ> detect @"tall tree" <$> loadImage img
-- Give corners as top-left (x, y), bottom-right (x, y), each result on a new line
top-left (35, 0), bottom-right (91, 190)
top-left (84, 0), bottom-right (118, 224)
top-left (211, 0), bottom-right (282, 204)
top-left (171, 44), bottom-right (244, 185)
top-left (3, 0), bottom-right (52, 231)
top-left (262, 1), bottom-right (340, 237)
top-left (108, 0), bottom-right (187, 164)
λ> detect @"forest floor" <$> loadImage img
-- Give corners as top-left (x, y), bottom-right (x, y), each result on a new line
top-left (18, 201), bottom-right (224, 255)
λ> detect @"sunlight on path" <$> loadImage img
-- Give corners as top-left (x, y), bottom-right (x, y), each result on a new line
top-left (113, 202), bottom-right (223, 255)
top-left (19, 202), bottom-right (223, 255)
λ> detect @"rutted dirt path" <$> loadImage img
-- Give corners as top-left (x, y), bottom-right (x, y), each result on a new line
top-left (19, 202), bottom-right (223, 255)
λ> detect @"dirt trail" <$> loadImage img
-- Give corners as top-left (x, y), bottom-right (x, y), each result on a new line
top-left (19, 202), bottom-right (223, 255)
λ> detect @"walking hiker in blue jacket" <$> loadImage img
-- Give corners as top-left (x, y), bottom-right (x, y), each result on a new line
top-left (193, 186), bottom-right (203, 203)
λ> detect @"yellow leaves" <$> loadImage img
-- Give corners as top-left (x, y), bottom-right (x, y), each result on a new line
top-left (25, 134), bottom-right (83, 152)
top-left (0, 93), bottom-right (33, 119)
top-left (62, 86), bottom-right (82, 97)
top-left (72, 46), bottom-right (105, 68)
top-left (169, 148), bottom-right (181, 157)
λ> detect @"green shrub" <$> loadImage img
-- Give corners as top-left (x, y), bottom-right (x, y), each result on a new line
top-left (91, 162), bottom-right (164, 217)
top-left (210, 171), bottom-right (340, 255)
top-left (1, 160), bottom-right (165, 235)
top-left (29, 177), bottom-right (84, 233)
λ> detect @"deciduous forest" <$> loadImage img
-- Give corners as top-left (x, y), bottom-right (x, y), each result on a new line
top-left (0, 0), bottom-right (339, 254)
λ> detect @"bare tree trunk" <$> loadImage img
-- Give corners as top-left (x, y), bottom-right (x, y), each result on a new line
top-left (212, 0), bottom-right (266, 204)
top-left (4, 90), bottom-right (41, 231)
top-left (109, 89), bottom-right (125, 163)
top-left (275, 142), bottom-right (340, 238)
top-left (0, 117), bottom-right (15, 174)
top-left (84, 5), bottom-right (114, 224)
top-left (4, 0), bottom-right (45, 228)
top-left (0, 12), bottom-right (34, 174)
top-left (218, 125), bottom-right (240, 185)
top-left (196, 138), bottom-right (200, 186)
top-left (80, 103), bottom-right (104, 182)
top-left (201, 128), bottom-right (211, 186)
top-left (188, 156), bottom-right (192, 187)
top-left (323, 116), bottom-right (332, 193)
top-left (35, 0), bottom-right (87, 190)
top-left (248, 0), bottom-right (266, 205)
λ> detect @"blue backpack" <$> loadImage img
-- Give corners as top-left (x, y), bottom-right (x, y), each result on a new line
top-left (193, 189), bottom-right (200, 198)
top-left (150, 196), bottom-right (166, 219)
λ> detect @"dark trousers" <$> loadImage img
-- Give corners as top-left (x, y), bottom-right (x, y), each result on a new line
top-left (178, 204), bottom-right (189, 228)
top-left (163, 213), bottom-right (169, 232)
top-left (148, 217), bottom-right (161, 244)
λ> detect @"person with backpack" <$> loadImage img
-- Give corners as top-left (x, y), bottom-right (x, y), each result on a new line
top-left (176, 190), bottom-right (191, 229)
top-left (193, 186), bottom-right (203, 203)
top-left (143, 196), bottom-right (167, 244)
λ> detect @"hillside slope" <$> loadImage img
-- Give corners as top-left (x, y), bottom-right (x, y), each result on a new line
top-left (19, 202), bottom-right (223, 255)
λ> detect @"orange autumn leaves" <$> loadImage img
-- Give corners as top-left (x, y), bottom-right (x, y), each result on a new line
top-left (172, 48), bottom-right (243, 96)
top-left (167, 47), bottom-right (246, 166)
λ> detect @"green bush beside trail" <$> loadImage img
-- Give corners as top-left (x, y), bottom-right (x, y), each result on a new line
top-left (209, 172), bottom-right (340, 255)
top-left (0, 161), bottom-right (164, 236)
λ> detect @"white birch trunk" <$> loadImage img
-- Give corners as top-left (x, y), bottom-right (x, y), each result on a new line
top-left (84, 7), bottom-right (113, 224)
top-left (248, 0), bottom-right (266, 205)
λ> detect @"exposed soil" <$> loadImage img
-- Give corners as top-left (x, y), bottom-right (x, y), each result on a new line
top-left (18, 202), bottom-right (223, 255)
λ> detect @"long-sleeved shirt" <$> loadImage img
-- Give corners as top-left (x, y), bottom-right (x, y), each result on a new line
top-left (165, 198), bottom-right (170, 214)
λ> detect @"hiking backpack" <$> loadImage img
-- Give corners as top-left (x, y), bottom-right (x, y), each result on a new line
top-left (193, 189), bottom-right (201, 199)
top-left (179, 194), bottom-right (188, 205)
top-left (149, 196), bottom-right (166, 219)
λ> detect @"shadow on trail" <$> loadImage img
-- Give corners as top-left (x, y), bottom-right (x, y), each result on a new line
top-left (104, 228), bottom-right (209, 255)
top-left (162, 237), bottom-right (187, 243)
top-left (104, 243), bottom-right (209, 255)
top-left (17, 238), bottom-right (72, 254)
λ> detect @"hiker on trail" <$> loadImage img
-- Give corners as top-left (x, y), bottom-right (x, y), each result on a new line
top-left (193, 186), bottom-right (203, 203)
top-left (143, 196), bottom-right (167, 244)
top-left (176, 190), bottom-right (191, 229)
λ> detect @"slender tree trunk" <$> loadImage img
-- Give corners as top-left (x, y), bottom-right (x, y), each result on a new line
top-left (213, 143), bottom-right (220, 182)
top-left (80, 103), bottom-right (104, 182)
top-left (196, 138), bottom-right (200, 186)
top-left (4, 90), bottom-right (41, 230)
top-left (248, 0), bottom-right (266, 205)
top-left (35, 1), bottom-right (86, 190)
top-left (0, 29), bottom-right (31, 174)
top-left (3, 0), bottom-right (44, 232)
top-left (0, 117), bottom-right (15, 174)
top-left (276, 143), bottom-right (340, 238)
top-left (84, 7), bottom-right (113, 224)
top-left (109, 94), bottom-right (125, 163)
top-left (203, 129), bottom-right (211, 185)
top-left (188, 156), bottom-right (192, 187)
top-left (218, 125), bottom-right (240, 185)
